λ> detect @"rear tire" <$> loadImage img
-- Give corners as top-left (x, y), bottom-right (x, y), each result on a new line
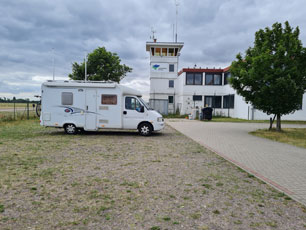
top-left (64, 124), bottom-right (77, 135)
top-left (138, 123), bottom-right (152, 136)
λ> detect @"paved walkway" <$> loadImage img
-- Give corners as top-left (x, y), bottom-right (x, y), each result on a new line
top-left (166, 119), bottom-right (306, 206)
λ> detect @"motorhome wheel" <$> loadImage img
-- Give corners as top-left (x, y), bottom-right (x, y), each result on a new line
top-left (64, 124), bottom-right (77, 135)
top-left (138, 123), bottom-right (152, 136)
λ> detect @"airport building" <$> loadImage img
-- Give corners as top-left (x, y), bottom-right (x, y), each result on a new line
top-left (146, 40), bottom-right (306, 120)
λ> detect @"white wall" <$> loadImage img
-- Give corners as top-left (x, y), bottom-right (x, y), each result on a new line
top-left (175, 72), bottom-right (306, 120)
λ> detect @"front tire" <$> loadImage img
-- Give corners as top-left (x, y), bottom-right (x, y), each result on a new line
top-left (138, 123), bottom-right (152, 136)
top-left (64, 124), bottom-right (77, 135)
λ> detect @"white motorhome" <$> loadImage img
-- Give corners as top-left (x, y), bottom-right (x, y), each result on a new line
top-left (40, 81), bottom-right (164, 136)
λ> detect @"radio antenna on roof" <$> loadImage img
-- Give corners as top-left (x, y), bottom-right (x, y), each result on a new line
top-left (150, 27), bottom-right (156, 41)
top-left (175, 0), bottom-right (179, 42)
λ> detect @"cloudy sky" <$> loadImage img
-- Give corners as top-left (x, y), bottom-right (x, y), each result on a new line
top-left (1, 0), bottom-right (306, 100)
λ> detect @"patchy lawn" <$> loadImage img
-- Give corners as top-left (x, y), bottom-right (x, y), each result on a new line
top-left (0, 120), bottom-right (305, 229)
top-left (204, 117), bottom-right (306, 124)
top-left (250, 128), bottom-right (306, 149)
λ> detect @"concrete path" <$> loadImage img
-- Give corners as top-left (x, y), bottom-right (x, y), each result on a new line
top-left (166, 119), bottom-right (306, 206)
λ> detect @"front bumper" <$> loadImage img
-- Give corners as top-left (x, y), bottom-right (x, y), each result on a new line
top-left (153, 122), bottom-right (165, 131)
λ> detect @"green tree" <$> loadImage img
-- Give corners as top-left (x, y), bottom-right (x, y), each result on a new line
top-left (230, 21), bottom-right (306, 131)
top-left (69, 47), bottom-right (132, 82)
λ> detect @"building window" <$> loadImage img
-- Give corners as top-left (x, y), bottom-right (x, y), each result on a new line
top-left (101, 94), bottom-right (117, 105)
top-left (151, 47), bottom-right (155, 56)
top-left (186, 72), bottom-right (203, 85)
top-left (175, 48), bottom-right (178, 56)
top-left (193, 95), bottom-right (202, 101)
top-left (162, 48), bottom-right (167, 56)
top-left (168, 48), bottom-right (174, 56)
top-left (155, 48), bottom-right (161, 56)
top-left (168, 96), bottom-right (174, 104)
top-left (169, 64), bottom-right (174, 72)
top-left (224, 72), bottom-right (231, 85)
top-left (205, 73), bottom-right (222, 85)
top-left (223, 95), bottom-right (235, 108)
top-left (204, 96), bottom-right (222, 108)
top-left (61, 92), bottom-right (73, 105)
top-left (169, 80), bottom-right (174, 88)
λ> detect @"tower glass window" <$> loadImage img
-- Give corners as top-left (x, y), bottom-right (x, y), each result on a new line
top-left (168, 48), bottom-right (174, 56)
top-left (168, 96), bottom-right (174, 104)
top-left (169, 80), bottom-right (174, 88)
top-left (169, 64), bottom-right (174, 72)
top-left (162, 48), bottom-right (167, 56)
top-left (155, 48), bottom-right (161, 56)
top-left (151, 47), bottom-right (155, 56)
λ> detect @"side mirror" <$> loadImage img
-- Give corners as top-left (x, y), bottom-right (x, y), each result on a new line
top-left (140, 106), bottom-right (144, 113)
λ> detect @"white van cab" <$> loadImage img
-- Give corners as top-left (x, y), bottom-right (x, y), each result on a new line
top-left (40, 81), bottom-right (164, 136)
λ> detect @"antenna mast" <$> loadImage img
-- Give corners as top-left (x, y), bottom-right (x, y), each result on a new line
top-left (52, 48), bottom-right (55, 81)
top-left (150, 27), bottom-right (156, 41)
top-left (175, 0), bottom-right (179, 42)
top-left (84, 53), bottom-right (87, 82)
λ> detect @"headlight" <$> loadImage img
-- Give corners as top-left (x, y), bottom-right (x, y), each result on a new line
top-left (157, 117), bottom-right (164, 122)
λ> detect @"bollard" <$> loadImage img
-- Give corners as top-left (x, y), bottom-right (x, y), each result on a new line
top-left (27, 102), bottom-right (29, 120)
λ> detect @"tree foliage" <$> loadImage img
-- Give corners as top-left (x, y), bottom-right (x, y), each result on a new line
top-left (69, 47), bottom-right (132, 82)
top-left (230, 21), bottom-right (306, 130)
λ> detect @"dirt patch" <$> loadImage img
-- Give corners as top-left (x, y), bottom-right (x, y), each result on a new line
top-left (0, 121), bottom-right (305, 229)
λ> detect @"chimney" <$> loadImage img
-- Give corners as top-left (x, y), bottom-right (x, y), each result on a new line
top-left (154, 38), bottom-right (157, 43)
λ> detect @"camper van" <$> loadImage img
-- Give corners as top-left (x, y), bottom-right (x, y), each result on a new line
top-left (40, 81), bottom-right (164, 136)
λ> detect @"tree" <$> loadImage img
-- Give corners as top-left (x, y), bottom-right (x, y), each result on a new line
top-left (69, 47), bottom-right (132, 83)
top-left (230, 21), bottom-right (306, 131)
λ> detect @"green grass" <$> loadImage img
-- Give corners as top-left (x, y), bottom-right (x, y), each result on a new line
top-left (163, 114), bottom-right (187, 118)
top-left (250, 128), bottom-right (306, 148)
top-left (204, 117), bottom-right (306, 124)
top-left (165, 115), bottom-right (306, 124)
top-left (0, 103), bottom-right (32, 108)
top-left (0, 119), bottom-right (47, 141)
top-left (0, 110), bottom-right (37, 122)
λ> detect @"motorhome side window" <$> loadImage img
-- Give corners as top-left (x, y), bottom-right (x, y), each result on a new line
top-left (61, 92), bottom-right (73, 105)
top-left (125, 97), bottom-right (142, 111)
top-left (101, 94), bottom-right (117, 105)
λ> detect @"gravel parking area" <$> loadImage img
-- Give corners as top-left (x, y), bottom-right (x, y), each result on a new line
top-left (0, 121), bottom-right (305, 229)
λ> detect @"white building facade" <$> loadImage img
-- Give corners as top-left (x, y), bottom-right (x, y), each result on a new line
top-left (147, 41), bottom-right (306, 120)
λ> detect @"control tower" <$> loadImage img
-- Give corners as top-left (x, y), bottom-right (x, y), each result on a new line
top-left (146, 39), bottom-right (184, 114)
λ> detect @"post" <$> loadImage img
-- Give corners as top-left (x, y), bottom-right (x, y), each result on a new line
top-left (85, 54), bottom-right (87, 82)
top-left (14, 100), bottom-right (16, 120)
top-left (52, 48), bottom-right (55, 81)
top-left (27, 102), bottom-right (29, 120)
top-left (228, 94), bottom-right (230, 117)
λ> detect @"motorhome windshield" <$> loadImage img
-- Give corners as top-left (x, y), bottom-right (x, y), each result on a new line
top-left (137, 97), bottom-right (151, 110)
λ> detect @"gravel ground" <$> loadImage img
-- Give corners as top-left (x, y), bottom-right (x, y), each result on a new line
top-left (0, 121), bottom-right (305, 230)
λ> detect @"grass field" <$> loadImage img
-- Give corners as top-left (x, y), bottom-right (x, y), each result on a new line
top-left (0, 110), bottom-right (37, 122)
top-left (250, 128), bottom-right (306, 148)
top-left (207, 117), bottom-right (306, 124)
top-left (165, 114), bottom-right (306, 124)
top-left (0, 103), bottom-right (33, 108)
top-left (0, 120), bottom-right (305, 229)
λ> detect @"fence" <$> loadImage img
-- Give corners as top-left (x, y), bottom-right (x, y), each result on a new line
top-left (0, 101), bottom-right (40, 122)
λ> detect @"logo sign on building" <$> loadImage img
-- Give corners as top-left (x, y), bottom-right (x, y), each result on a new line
top-left (151, 63), bottom-right (169, 72)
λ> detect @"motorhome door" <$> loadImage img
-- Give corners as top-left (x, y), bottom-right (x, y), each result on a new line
top-left (123, 96), bottom-right (145, 129)
top-left (85, 89), bottom-right (97, 130)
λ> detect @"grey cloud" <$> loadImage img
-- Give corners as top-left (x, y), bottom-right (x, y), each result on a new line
top-left (0, 0), bottom-right (306, 99)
